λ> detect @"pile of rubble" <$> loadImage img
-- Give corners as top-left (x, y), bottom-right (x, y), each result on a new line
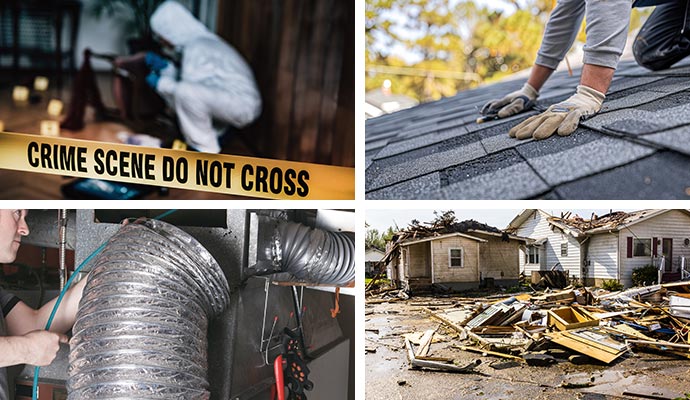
top-left (402, 281), bottom-right (690, 373)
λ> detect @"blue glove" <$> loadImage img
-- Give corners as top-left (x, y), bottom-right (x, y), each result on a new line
top-left (145, 52), bottom-right (168, 72)
top-left (145, 71), bottom-right (160, 89)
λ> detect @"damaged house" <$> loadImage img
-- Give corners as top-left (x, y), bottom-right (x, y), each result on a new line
top-left (507, 209), bottom-right (690, 287)
top-left (365, 246), bottom-right (385, 277)
top-left (388, 220), bottom-right (530, 291)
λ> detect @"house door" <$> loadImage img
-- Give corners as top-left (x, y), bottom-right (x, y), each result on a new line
top-left (662, 238), bottom-right (673, 271)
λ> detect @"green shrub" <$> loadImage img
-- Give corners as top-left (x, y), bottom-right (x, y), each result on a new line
top-left (632, 264), bottom-right (658, 286)
top-left (602, 279), bottom-right (623, 291)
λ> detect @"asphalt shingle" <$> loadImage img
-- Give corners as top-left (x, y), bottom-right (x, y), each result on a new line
top-left (440, 149), bottom-right (524, 187)
top-left (522, 136), bottom-right (657, 186)
top-left (366, 173), bottom-right (441, 200)
top-left (555, 152), bottom-right (690, 199)
top-left (438, 163), bottom-right (550, 199)
top-left (365, 57), bottom-right (690, 199)
top-left (585, 102), bottom-right (690, 136)
top-left (366, 140), bottom-right (486, 191)
top-left (644, 127), bottom-right (690, 157)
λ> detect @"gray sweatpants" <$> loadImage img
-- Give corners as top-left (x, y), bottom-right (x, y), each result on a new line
top-left (536, 0), bottom-right (633, 70)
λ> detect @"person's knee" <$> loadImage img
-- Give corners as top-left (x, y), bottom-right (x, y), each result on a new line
top-left (633, 36), bottom-right (670, 71)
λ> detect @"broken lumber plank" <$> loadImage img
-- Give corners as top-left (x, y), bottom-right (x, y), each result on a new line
top-left (427, 310), bottom-right (468, 340)
top-left (452, 344), bottom-right (524, 361)
top-left (405, 338), bottom-right (481, 373)
top-left (626, 339), bottom-right (690, 350)
top-left (415, 329), bottom-right (436, 357)
top-left (603, 325), bottom-right (656, 341)
top-left (416, 356), bottom-right (453, 362)
top-left (366, 298), bottom-right (402, 304)
top-left (622, 391), bottom-right (675, 400)
top-left (465, 328), bottom-right (493, 346)
top-left (562, 329), bottom-right (628, 353)
top-left (548, 331), bottom-right (626, 364)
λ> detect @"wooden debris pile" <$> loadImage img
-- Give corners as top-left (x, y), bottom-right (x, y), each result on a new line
top-left (548, 209), bottom-right (653, 233)
top-left (411, 281), bottom-right (690, 371)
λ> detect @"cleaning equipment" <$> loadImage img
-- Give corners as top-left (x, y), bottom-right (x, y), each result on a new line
top-left (67, 218), bottom-right (230, 399)
top-left (277, 326), bottom-right (313, 400)
top-left (31, 210), bottom-right (178, 400)
top-left (273, 354), bottom-right (285, 400)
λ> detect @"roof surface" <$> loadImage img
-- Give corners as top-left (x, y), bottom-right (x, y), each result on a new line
top-left (365, 57), bottom-right (690, 199)
top-left (549, 209), bottom-right (656, 236)
top-left (551, 209), bottom-right (690, 235)
top-left (400, 231), bottom-right (488, 245)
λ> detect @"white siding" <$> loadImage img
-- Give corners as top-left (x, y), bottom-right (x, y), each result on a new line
top-left (365, 249), bottom-right (385, 262)
top-left (515, 210), bottom-right (581, 280)
top-left (586, 233), bottom-right (618, 280)
top-left (618, 210), bottom-right (690, 287)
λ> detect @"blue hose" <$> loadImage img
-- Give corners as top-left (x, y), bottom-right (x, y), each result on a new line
top-left (32, 210), bottom-right (177, 400)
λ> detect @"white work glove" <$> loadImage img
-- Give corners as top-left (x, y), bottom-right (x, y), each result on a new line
top-left (509, 85), bottom-right (605, 140)
top-left (481, 82), bottom-right (539, 118)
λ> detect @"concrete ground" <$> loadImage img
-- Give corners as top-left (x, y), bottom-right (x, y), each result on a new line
top-left (365, 297), bottom-right (690, 400)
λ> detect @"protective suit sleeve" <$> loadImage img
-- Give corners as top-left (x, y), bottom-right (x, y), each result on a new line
top-left (156, 75), bottom-right (178, 98)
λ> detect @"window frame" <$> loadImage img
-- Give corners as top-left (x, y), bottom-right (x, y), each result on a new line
top-left (561, 242), bottom-right (568, 257)
top-left (526, 245), bottom-right (540, 265)
top-left (449, 248), bottom-right (463, 268)
top-left (633, 238), bottom-right (652, 257)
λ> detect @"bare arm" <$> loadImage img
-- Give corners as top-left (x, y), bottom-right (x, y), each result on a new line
top-left (0, 331), bottom-right (68, 367)
top-left (580, 62), bottom-right (616, 94)
top-left (527, 64), bottom-right (556, 92)
top-left (5, 277), bottom-right (86, 336)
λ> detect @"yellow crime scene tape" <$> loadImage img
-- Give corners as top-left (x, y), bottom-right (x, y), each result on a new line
top-left (0, 132), bottom-right (355, 200)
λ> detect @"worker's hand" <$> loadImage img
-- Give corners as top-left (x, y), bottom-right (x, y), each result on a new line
top-left (509, 85), bottom-right (605, 140)
top-left (481, 82), bottom-right (539, 118)
top-left (145, 71), bottom-right (160, 89)
top-left (22, 330), bottom-right (68, 366)
top-left (145, 52), bottom-right (169, 72)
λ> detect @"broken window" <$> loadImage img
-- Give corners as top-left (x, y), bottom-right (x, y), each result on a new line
top-left (526, 246), bottom-right (539, 264)
top-left (561, 243), bottom-right (568, 257)
top-left (449, 248), bottom-right (463, 268)
top-left (633, 238), bottom-right (651, 257)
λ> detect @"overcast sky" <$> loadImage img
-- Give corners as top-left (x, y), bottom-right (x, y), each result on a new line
top-left (365, 209), bottom-right (635, 233)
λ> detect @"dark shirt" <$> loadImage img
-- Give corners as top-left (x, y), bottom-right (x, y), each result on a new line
top-left (633, 0), bottom-right (682, 7)
top-left (0, 289), bottom-right (21, 400)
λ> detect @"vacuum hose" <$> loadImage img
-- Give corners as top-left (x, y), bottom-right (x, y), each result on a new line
top-left (67, 219), bottom-right (230, 400)
top-left (272, 222), bottom-right (355, 285)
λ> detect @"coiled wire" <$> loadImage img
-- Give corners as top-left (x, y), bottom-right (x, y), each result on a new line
top-left (67, 219), bottom-right (230, 400)
top-left (272, 222), bottom-right (355, 285)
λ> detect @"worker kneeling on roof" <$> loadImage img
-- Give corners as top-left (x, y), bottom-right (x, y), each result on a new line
top-left (146, 0), bottom-right (262, 153)
top-left (480, 0), bottom-right (690, 140)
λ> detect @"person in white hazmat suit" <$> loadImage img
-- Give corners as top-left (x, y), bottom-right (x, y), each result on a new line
top-left (145, 0), bottom-right (262, 153)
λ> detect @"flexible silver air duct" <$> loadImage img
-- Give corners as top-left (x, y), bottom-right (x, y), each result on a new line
top-left (272, 221), bottom-right (355, 285)
top-left (67, 219), bottom-right (230, 400)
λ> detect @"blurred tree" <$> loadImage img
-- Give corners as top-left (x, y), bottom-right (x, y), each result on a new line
top-left (366, 0), bottom-right (650, 103)
top-left (365, 225), bottom-right (396, 249)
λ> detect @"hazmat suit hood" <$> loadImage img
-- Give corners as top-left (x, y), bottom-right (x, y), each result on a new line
top-left (150, 1), bottom-right (213, 48)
